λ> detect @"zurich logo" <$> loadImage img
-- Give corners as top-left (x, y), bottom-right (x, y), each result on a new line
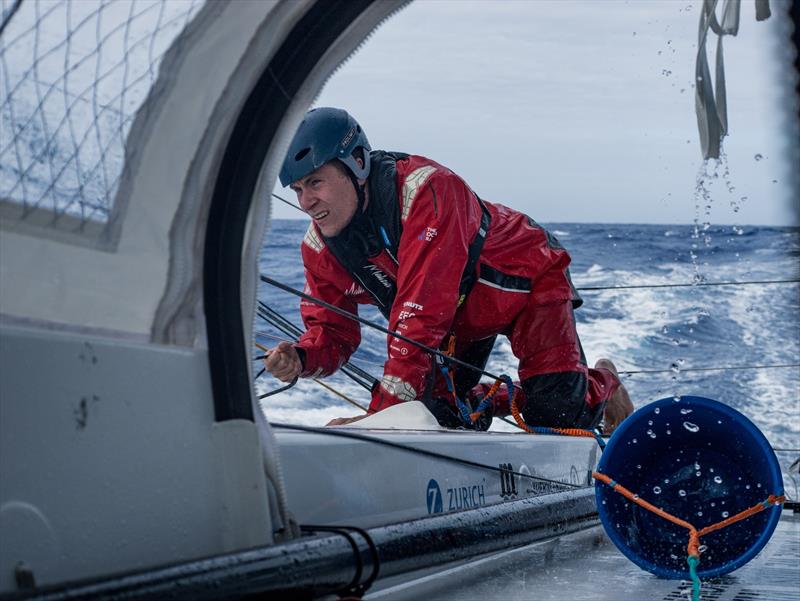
top-left (426, 479), bottom-right (443, 514)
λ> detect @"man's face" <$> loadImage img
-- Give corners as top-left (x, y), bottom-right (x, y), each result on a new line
top-left (289, 162), bottom-right (358, 237)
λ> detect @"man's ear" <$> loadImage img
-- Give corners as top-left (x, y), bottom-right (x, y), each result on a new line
top-left (356, 157), bottom-right (367, 186)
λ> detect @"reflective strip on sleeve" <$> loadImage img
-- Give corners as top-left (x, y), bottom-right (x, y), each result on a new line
top-left (401, 165), bottom-right (437, 222)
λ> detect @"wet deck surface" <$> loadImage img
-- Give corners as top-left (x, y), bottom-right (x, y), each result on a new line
top-left (368, 510), bottom-right (799, 601)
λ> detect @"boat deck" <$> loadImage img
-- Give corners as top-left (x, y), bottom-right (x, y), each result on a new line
top-left (367, 510), bottom-right (800, 601)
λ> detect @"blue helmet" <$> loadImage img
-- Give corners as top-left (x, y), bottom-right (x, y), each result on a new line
top-left (279, 107), bottom-right (371, 187)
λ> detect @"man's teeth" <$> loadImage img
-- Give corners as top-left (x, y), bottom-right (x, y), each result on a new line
top-left (314, 211), bottom-right (329, 220)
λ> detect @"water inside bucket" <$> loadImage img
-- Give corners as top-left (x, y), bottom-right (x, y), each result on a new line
top-left (596, 395), bottom-right (782, 579)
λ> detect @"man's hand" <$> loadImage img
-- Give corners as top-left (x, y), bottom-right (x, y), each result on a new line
top-left (263, 341), bottom-right (302, 382)
top-left (326, 414), bottom-right (369, 427)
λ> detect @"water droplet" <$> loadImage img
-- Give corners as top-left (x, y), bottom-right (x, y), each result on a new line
top-left (697, 511), bottom-right (703, 517)
top-left (632, 438), bottom-right (638, 444)
top-left (680, 408), bottom-right (693, 415)
top-left (683, 421), bottom-right (699, 433)
top-left (754, 153), bottom-right (763, 161)
top-left (679, 489), bottom-right (687, 497)
top-left (699, 544), bottom-right (708, 553)
top-left (672, 395), bottom-right (681, 403)
top-left (694, 462), bottom-right (701, 470)
top-left (633, 494), bottom-right (640, 500)
top-left (654, 408), bottom-right (661, 414)
top-left (714, 476), bottom-right (723, 484)
top-left (745, 484), bottom-right (751, 489)
top-left (647, 429), bottom-right (657, 439)
top-left (709, 468), bottom-right (714, 473)
top-left (757, 483), bottom-right (762, 488)
top-left (664, 478), bottom-right (670, 484)
top-left (648, 420), bottom-right (653, 426)
top-left (666, 430), bottom-right (672, 435)
top-left (710, 502), bottom-right (716, 507)
top-left (696, 471), bottom-right (701, 477)
top-left (653, 486), bottom-right (662, 494)
top-left (637, 464), bottom-right (642, 469)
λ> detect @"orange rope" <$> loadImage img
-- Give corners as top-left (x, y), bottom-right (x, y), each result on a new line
top-left (593, 471), bottom-right (785, 558)
top-left (510, 392), bottom-right (597, 439)
top-left (510, 386), bottom-right (536, 432)
top-left (696, 494), bottom-right (785, 539)
top-left (469, 379), bottom-right (503, 422)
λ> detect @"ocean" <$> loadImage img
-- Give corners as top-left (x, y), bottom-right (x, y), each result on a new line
top-left (257, 219), bottom-right (799, 490)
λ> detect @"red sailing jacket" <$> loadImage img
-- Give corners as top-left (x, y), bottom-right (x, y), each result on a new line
top-left (296, 154), bottom-right (578, 413)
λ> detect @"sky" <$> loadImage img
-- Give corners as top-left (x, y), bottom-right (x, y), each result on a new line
top-left (272, 0), bottom-right (798, 226)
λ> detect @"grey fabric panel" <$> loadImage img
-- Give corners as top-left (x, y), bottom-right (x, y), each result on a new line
top-left (694, 0), bottom-right (770, 159)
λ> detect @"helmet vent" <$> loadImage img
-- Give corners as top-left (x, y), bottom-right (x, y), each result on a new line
top-left (294, 148), bottom-right (310, 161)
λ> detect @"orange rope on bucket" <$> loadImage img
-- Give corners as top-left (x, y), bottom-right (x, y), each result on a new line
top-left (592, 471), bottom-right (785, 559)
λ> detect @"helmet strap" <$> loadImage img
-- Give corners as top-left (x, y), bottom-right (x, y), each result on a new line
top-left (345, 168), bottom-right (367, 214)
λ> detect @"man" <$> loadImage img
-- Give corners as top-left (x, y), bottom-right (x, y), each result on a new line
top-left (265, 107), bottom-right (633, 432)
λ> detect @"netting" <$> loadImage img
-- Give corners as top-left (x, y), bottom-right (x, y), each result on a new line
top-left (0, 0), bottom-right (204, 228)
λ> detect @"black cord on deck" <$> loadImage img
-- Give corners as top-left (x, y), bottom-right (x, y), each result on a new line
top-left (620, 363), bottom-right (800, 376)
top-left (579, 278), bottom-right (799, 292)
top-left (272, 422), bottom-right (582, 490)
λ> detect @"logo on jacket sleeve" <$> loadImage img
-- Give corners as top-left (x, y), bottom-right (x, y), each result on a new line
top-left (302, 223), bottom-right (325, 253)
top-left (418, 226), bottom-right (438, 241)
top-left (344, 282), bottom-right (366, 297)
top-left (401, 165), bottom-right (437, 222)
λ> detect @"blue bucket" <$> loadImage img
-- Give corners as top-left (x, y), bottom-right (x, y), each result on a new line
top-left (595, 395), bottom-right (783, 579)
